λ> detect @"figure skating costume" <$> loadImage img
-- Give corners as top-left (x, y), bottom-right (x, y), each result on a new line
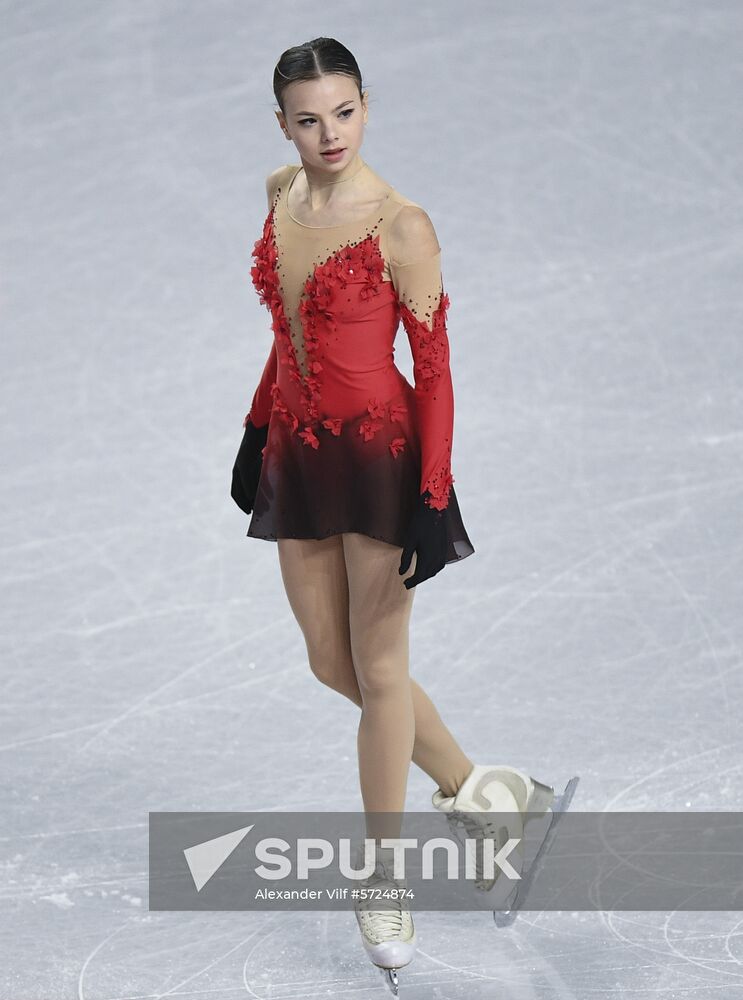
top-left (232, 164), bottom-right (579, 990)
top-left (238, 162), bottom-right (475, 564)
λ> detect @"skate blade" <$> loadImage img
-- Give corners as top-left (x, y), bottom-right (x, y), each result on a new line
top-left (379, 966), bottom-right (399, 995)
top-left (493, 775), bottom-right (580, 928)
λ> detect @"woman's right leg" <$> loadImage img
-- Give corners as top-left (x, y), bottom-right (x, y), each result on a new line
top-left (277, 535), bottom-right (473, 799)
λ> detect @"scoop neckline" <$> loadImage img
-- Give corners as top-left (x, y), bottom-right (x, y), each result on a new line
top-left (284, 164), bottom-right (393, 230)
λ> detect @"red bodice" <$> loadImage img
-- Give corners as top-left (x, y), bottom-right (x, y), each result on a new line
top-left (244, 168), bottom-right (456, 512)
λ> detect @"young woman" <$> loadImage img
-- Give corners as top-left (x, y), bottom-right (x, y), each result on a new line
top-left (231, 37), bottom-right (559, 994)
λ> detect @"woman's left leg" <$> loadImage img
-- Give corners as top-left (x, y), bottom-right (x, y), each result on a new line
top-left (342, 531), bottom-right (418, 843)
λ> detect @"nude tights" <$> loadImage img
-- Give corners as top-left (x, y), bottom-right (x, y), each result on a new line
top-left (277, 532), bottom-right (473, 843)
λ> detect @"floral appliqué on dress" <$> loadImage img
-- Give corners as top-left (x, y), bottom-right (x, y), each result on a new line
top-left (250, 202), bottom-right (455, 511)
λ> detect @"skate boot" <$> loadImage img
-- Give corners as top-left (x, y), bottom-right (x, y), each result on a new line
top-left (353, 843), bottom-right (416, 996)
top-left (432, 764), bottom-right (555, 898)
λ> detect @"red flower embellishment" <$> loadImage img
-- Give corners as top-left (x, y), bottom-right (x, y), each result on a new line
top-left (389, 437), bottom-right (406, 458)
top-left (273, 394), bottom-right (299, 431)
top-left (389, 403), bottom-right (408, 423)
top-left (397, 290), bottom-right (452, 391)
top-left (425, 469), bottom-right (455, 510)
top-left (250, 213), bottom-right (281, 308)
top-left (250, 215), bottom-right (397, 454)
top-left (367, 397), bottom-right (386, 420)
top-left (299, 426), bottom-right (320, 449)
top-left (359, 419), bottom-right (384, 442)
top-left (417, 360), bottom-right (441, 390)
top-left (322, 417), bottom-right (343, 436)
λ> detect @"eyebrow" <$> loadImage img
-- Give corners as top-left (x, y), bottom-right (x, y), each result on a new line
top-left (294, 100), bottom-right (355, 116)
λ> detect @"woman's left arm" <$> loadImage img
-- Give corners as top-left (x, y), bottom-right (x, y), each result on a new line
top-left (389, 205), bottom-right (455, 588)
top-left (389, 205), bottom-right (455, 513)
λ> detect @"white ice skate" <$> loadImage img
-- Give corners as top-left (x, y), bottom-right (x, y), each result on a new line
top-left (492, 773), bottom-right (580, 926)
top-left (432, 764), bottom-right (556, 905)
top-left (353, 844), bottom-right (416, 996)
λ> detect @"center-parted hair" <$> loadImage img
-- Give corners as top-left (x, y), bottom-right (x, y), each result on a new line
top-left (273, 37), bottom-right (364, 114)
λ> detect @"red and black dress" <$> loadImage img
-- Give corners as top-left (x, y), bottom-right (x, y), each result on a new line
top-left (241, 162), bottom-right (474, 565)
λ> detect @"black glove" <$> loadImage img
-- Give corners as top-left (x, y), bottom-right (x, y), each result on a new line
top-left (398, 490), bottom-right (448, 589)
top-left (231, 418), bottom-right (269, 515)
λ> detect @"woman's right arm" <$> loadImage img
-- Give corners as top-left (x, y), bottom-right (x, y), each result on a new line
top-left (242, 167), bottom-right (289, 429)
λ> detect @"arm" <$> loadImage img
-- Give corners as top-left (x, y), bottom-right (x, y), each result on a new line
top-left (243, 341), bottom-right (277, 428)
top-left (389, 205), bottom-right (455, 511)
top-left (242, 167), bottom-right (288, 429)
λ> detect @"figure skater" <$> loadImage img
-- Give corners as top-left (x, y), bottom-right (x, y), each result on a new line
top-left (231, 37), bottom-right (562, 995)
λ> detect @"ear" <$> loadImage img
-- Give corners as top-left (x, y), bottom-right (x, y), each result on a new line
top-left (275, 110), bottom-right (289, 138)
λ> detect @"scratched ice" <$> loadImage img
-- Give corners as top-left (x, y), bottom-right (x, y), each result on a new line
top-left (2, 1), bottom-right (742, 997)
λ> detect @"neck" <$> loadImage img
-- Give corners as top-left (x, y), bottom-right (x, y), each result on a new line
top-left (299, 154), bottom-right (367, 204)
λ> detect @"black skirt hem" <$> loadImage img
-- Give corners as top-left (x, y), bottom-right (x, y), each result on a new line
top-left (240, 407), bottom-right (475, 565)
top-left (246, 517), bottom-right (475, 566)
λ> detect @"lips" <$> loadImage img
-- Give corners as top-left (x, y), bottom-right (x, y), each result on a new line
top-left (322, 148), bottom-right (345, 155)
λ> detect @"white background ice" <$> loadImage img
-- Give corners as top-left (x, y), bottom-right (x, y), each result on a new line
top-left (2, 1), bottom-right (742, 996)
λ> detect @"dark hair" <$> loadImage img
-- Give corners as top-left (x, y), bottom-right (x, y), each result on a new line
top-left (273, 37), bottom-right (364, 116)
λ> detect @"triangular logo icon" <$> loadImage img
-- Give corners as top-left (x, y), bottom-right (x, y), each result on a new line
top-left (184, 824), bottom-right (254, 891)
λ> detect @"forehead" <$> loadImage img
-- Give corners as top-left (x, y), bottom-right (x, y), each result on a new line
top-left (283, 74), bottom-right (359, 113)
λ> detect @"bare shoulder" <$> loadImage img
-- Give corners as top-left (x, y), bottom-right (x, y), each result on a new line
top-left (388, 202), bottom-right (442, 265)
top-left (265, 164), bottom-right (295, 209)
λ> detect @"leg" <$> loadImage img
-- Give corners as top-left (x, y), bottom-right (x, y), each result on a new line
top-left (341, 532), bottom-right (416, 843)
top-left (276, 535), bottom-right (473, 800)
top-left (403, 683), bottom-right (473, 798)
top-left (277, 534), bottom-right (356, 696)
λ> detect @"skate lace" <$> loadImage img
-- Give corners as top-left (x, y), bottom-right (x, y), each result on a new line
top-left (357, 869), bottom-right (407, 939)
top-left (451, 810), bottom-right (503, 880)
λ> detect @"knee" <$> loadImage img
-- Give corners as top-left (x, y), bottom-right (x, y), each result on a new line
top-left (307, 647), bottom-right (361, 702)
top-left (354, 658), bottom-right (409, 703)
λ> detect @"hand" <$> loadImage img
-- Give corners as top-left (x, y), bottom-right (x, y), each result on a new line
top-left (231, 417), bottom-right (269, 515)
top-left (398, 490), bottom-right (448, 589)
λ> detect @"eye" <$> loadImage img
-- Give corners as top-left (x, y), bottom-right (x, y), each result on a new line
top-left (298, 109), bottom-right (355, 127)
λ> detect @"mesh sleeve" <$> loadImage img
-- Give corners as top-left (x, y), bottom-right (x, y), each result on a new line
top-left (244, 341), bottom-right (277, 428)
top-left (390, 247), bottom-right (455, 511)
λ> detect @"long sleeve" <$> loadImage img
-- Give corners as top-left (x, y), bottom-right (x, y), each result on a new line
top-left (244, 341), bottom-right (277, 428)
top-left (390, 248), bottom-right (455, 511)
